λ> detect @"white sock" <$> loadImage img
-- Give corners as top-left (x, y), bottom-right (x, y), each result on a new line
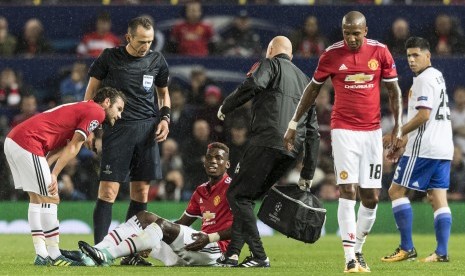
top-left (107, 222), bottom-right (163, 259)
top-left (95, 215), bottom-right (143, 249)
top-left (354, 204), bottom-right (377, 253)
top-left (338, 198), bottom-right (357, 263)
top-left (29, 203), bottom-right (48, 258)
top-left (40, 203), bottom-right (60, 259)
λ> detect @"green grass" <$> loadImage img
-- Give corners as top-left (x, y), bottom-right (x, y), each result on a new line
top-left (1, 234), bottom-right (465, 275)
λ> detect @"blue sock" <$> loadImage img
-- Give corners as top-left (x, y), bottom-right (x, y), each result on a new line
top-left (434, 208), bottom-right (452, 256)
top-left (392, 198), bottom-right (413, 251)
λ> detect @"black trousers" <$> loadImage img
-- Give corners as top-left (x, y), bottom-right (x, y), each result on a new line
top-left (226, 145), bottom-right (295, 260)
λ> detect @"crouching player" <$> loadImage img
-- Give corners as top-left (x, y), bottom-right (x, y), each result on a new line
top-left (79, 142), bottom-right (233, 266)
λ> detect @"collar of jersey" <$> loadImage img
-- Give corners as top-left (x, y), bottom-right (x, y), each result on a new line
top-left (344, 37), bottom-right (367, 53)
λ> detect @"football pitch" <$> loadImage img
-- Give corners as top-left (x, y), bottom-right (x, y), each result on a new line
top-left (1, 234), bottom-right (464, 275)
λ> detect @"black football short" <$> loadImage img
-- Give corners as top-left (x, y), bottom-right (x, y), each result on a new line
top-left (100, 117), bottom-right (162, 183)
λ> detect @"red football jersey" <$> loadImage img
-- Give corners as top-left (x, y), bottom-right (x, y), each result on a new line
top-left (185, 173), bottom-right (233, 252)
top-left (78, 32), bottom-right (121, 58)
top-left (171, 21), bottom-right (214, 57)
top-left (313, 38), bottom-right (398, 130)
top-left (7, 101), bottom-right (105, 156)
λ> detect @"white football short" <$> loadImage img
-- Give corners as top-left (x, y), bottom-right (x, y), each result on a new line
top-left (331, 129), bottom-right (383, 188)
top-left (150, 225), bottom-right (222, 266)
top-left (3, 138), bottom-right (51, 196)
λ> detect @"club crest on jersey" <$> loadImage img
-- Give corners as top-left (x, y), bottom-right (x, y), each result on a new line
top-left (143, 75), bottom-right (154, 92)
top-left (213, 195), bottom-right (221, 206)
top-left (340, 171), bottom-right (348, 180)
top-left (88, 120), bottom-right (100, 132)
top-left (368, 59), bottom-right (379, 70)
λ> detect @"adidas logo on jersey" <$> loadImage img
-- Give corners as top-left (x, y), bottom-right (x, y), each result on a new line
top-left (339, 64), bottom-right (348, 70)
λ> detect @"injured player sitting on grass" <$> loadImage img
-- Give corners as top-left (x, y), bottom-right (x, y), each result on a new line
top-left (73, 142), bottom-right (233, 266)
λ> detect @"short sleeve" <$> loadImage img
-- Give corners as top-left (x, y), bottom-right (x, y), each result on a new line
top-left (312, 51), bottom-right (331, 84)
top-left (155, 54), bottom-right (170, 88)
top-left (88, 49), bottom-right (110, 80)
top-left (185, 190), bottom-right (201, 217)
top-left (381, 47), bottom-right (398, 82)
top-left (415, 79), bottom-right (434, 110)
top-left (75, 105), bottom-right (105, 140)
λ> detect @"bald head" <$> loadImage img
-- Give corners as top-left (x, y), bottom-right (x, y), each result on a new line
top-left (341, 11), bottom-right (368, 51)
top-left (266, 36), bottom-right (293, 59)
top-left (342, 11), bottom-right (366, 28)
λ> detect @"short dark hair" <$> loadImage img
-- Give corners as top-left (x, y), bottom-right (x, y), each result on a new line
top-left (93, 87), bottom-right (126, 105)
top-left (128, 17), bottom-right (153, 36)
top-left (405, 36), bottom-right (430, 51)
top-left (207, 142), bottom-right (229, 157)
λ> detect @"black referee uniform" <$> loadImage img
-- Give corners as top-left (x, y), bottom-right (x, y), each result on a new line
top-left (89, 46), bottom-right (169, 242)
top-left (221, 53), bottom-right (319, 261)
top-left (90, 47), bottom-right (169, 182)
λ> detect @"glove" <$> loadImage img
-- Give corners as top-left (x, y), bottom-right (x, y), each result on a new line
top-left (217, 105), bottom-right (225, 121)
top-left (298, 177), bottom-right (313, 190)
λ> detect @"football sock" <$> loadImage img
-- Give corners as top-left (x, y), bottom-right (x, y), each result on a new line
top-left (354, 204), bottom-right (377, 253)
top-left (392, 197), bottom-right (413, 251)
top-left (28, 203), bottom-right (48, 258)
top-left (107, 222), bottom-right (163, 259)
top-left (338, 198), bottom-right (357, 263)
top-left (93, 199), bottom-right (113, 244)
top-left (95, 215), bottom-right (144, 249)
top-left (434, 207), bottom-right (452, 256)
top-left (126, 200), bottom-right (147, 221)
top-left (41, 203), bottom-right (60, 259)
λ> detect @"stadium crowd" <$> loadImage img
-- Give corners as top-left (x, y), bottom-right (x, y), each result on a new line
top-left (1, 1), bottom-right (465, 203)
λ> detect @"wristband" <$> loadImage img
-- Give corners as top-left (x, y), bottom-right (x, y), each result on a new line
top-left (208, 232), bottom-right (220, 243)
top-left (288, 120), bottom-right (298, 130)
top-left (160, 106), bottom-right (171, 124)
top-left (160, 106), bottom-right (171, 117)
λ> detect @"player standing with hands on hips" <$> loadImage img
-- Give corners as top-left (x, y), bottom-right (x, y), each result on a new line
top-left (83, 16), bottom-right (171, 265)
top-left (284, 11), bottom-right (403, 273)
top-left (381, 37), bottom-right (453, 263)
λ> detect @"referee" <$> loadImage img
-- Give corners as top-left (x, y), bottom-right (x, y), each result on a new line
top-left (216, 36), bottom-right (319, 267)
top-left (83, 16), bottom-right (171, 265)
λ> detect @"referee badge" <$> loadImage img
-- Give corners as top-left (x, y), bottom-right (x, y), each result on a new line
top-left (143, 75), bottom-right (154, 92)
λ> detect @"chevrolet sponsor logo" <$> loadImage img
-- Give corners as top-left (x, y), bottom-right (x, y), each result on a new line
top-left (344, 73), bottom-right (374, 84)
top-left (203, 211), bottom-right (216, 221)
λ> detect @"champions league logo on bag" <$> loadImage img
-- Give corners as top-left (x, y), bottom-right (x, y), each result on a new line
top-left (258, 185), bottom-right (326, 243)
top-left (274, 201), bottom-right (282, 214)
top-left (143, 75), bottom-right (154, 92)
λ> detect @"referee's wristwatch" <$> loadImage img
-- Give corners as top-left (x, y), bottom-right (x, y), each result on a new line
top-left (160, 106), bottom-right (171, 125)
top-left (161, 114), bottom-right (170, 125)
